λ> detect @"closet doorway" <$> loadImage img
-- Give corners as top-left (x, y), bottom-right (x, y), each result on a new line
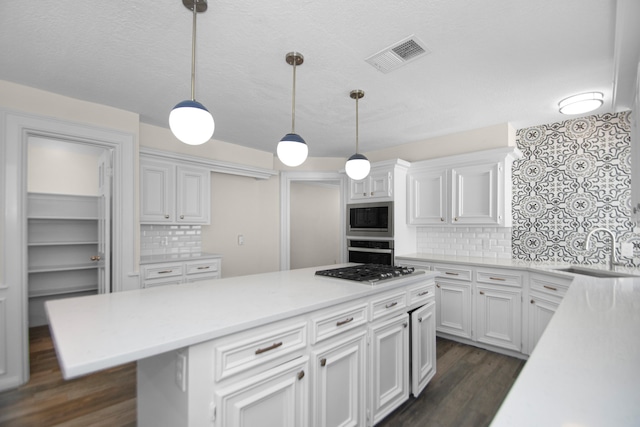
top-left (26, 137), bottom-right (112, 326)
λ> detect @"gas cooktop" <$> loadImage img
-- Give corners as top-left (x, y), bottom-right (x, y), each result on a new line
top-left (315, 264), bottom-right (421, 284)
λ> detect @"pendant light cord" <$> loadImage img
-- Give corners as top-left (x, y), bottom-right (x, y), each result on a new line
top-left (355, 95), bottom-right (359, 154)
top-left (190, 0), bottom-right (198, 101)
top-left (291, 61), bottom-right (297, 133)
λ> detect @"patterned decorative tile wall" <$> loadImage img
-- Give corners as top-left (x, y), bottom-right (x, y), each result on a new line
top-left (512, 111), bottom-right (637, 266)
top-left (416, 227), bottom-right (512, 259)
top-left (140, 224), bottom-right (202, 256)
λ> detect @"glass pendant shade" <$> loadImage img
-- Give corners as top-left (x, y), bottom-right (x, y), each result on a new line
top-left (345, 153), bottom-right (371, 181)
top-left (277, 133), bottom-right (308, 167)
top-left (170, 100), bottom-right (215, 145)
top-left (558, 92), bottom-right (604, 115)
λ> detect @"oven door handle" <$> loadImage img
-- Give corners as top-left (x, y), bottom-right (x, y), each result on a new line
top-left (348, 247), bottom-right (393, 254)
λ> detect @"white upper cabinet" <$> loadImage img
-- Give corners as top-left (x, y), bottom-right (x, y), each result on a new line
top-left (407, 147), bottom-right (521, 226)
top-left (347, 159), bottom-right (410, 202)
top-left (140, 156), bottom-right (210, 225)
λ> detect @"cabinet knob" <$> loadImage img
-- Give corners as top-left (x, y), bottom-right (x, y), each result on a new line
top-left (479, 291), bottom-right (485, 295)
top-left (90, 255), bottom-right (101, 261)
top-left (418, 317), bottom-right (423, 323)
top-left (180, 215), bottom-right (184, 219)
top-left (164, 214), bottom-right (170, 219)
top-left (440, 217), bottom-right (444, 222)
top-left (403, 322), bottom-right (408, 328)
top-left (297, 370), bottom-right (305, 380)
top-left (363, 192), bottom-right (366, 196)
top-left (436, 284), bottom-right (441, 288)
top-left (320, 358), bottom-right (327, 367)
top-left (530, 299), bottom-right (535, 304)
top-left (454, 217), bottom-right (458, 222)
top-left (370, 192), bottom-right (374, 196)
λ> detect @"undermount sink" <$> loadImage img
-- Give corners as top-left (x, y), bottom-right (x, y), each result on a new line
top-left (554, 266), bottom-right (637, 278)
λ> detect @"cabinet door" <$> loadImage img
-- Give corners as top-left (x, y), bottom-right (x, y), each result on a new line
top-left (527, 293), bottom-right (559, 354)
top-left (176, 165), bottom-right (210, 224)
top-left (140, 159), bottom-right (175, 223)
top-left (435, 279), bottom-right (472, 339)
top-left (369, 313), bottom-right (409, 425)
top-left (411, 300), bottom-right (436, 397)
top-left (216, 357), bottom-right (309, 427)
top-left (476, 285), bottom-right (522, 352)
top-left (349, 178), bottom-right (369, 201)
top-left (369, 171), bottom-right (392, 199)
top-left (407, 169), bottom-right (448, 225)
top-left (312, 331), bottom-right (366, 427)
top-left (451, 162), bottom-right (500, 225)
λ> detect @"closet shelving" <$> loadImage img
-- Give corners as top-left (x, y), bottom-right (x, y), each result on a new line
top-left (27, 193), bottom-right (100, 324)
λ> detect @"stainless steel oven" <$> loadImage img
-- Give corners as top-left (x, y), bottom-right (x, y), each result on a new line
top-left (346, 201), bottom-right (393, 238)
top-left (347, 239), bottom-right (394, 265)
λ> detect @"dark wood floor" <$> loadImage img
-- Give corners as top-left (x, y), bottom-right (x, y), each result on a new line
top-left (0, 328), bottom-right (524, 427)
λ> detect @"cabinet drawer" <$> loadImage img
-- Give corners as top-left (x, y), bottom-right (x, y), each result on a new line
top-left (310, 302), bottom-right (368, 344)
top-left (433, 264), bottom-right (472, 282)
top-left (476, 269), bottom-right (523, 288)
top-left (370, 291), bottom-right (407, 321)
top-left (215, 322), bottom-right (307, 381)
top-left (185, 259), bottom-right (220, 275)
top-left (529, 273), bottom-right (572, 298)
top-left (408, 282), bottom-right (435, 306)
top-left (143, 277), bottom-right (182, 288)
top-left (143, 264), bottom-right (183, 280)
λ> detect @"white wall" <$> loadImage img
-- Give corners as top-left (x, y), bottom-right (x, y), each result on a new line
top-left (290, 182), bottom-right (341, 269)
top-left (28, 137), bottom-right (100, 196)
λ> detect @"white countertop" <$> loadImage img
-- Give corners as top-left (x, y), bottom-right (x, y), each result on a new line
top-left (45, 265), bottom-right (435, 379)
top-left (139, 252), bottom-right (222, 265)
top-left (397, 253), bottom-right (640, 427)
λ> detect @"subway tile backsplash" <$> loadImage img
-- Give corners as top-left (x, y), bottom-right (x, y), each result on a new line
top-left (140, 225), bottom-right (202, 256)
top-left (416, 227), bottom-right (512, 259)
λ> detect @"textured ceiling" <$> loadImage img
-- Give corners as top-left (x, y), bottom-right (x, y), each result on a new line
top-left (0, 0), bottom-right (638, 158)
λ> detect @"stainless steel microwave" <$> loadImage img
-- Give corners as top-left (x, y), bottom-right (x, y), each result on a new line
top-left (346, 201), bottom-right (393, 238)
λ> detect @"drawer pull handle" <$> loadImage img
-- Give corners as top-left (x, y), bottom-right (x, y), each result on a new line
top-left (445, 272), bottom-right (459, 276)
top-left (490, 277), bottom-right (506, 281)
top-left (158, 270), bottom-right (173, 274)
top-left (543, 285), bottom-right (558, 291)
top-left (336, 317), bottom-right (354, 327)
top-left (479, 291), bottom-right (485, 295)
top-left (320, 358), bottom-right (327, 367)
top-left (197, 266), bottom-right (210, 270)
top-left (418, 291), bottom-right (430, 296)
top-left (385, 302), bottom-right (398, 309)
top-left (297, 370), bottom-right (305, 380)
top-left (255, 341), bottom-right (283, 355)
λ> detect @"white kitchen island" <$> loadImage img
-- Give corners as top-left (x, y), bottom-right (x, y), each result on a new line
top-left (45, 264), bottom-right (438, 427)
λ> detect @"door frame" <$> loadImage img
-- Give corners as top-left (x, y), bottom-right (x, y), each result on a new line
top-left (0, 109), bottom-right (137, 390)
top-left (279, 171), bottom-right (347, 271)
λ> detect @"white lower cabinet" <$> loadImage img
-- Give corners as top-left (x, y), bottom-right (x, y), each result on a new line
top-left (215, 356), bottom-right (309, 427)
top-left (369, 313), bottom-right (410, 426)
top-left (141, 257), bottom-right (221, 288)
top-left (410, 300), bottom-right (436, 397)
top-left (475, 284), bottom-right (522, 352)
top-left (435, 279), bottom-right (473, 339)
top-left (311, 330), bottom-right (367, 427)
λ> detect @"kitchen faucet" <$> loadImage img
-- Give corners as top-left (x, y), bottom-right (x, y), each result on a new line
top-left (584, 227), bottom-right (624, 270)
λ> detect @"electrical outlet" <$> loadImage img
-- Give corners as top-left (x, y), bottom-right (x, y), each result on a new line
top-left (175, 350), bottom-right (187, 392)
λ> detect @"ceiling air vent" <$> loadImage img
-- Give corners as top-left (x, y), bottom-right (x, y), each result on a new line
top-left (365, 35), bottom-right (430, 74)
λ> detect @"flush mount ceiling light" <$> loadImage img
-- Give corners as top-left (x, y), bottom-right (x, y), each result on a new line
top-left (558, 92), bottom-right (604, 115)
top-left (345, 90), bottom-right (371, 181)
top-left (277, 52), bottom-right (308, 167)
top-left (169, 0), bottom-right (214, 146)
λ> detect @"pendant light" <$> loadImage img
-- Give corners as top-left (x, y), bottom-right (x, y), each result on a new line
top-left (277, 52), bottom-right (308, 167)
top-left (345, 90), bottom-right (371, 180)
top-left (169, 0), bottom-right (215, 146)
